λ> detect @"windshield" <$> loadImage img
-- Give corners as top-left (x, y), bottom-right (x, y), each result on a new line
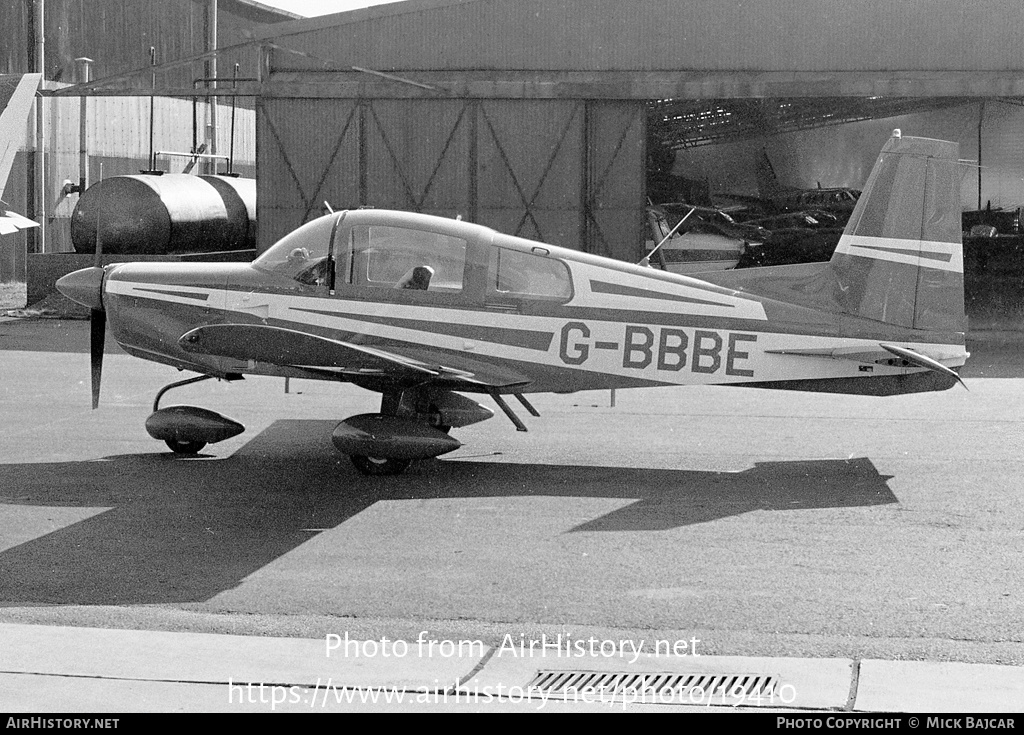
top-left (253, 213), bottom-right (339, 285)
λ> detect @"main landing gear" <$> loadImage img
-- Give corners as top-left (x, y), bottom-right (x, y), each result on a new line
top-left (332, 388), bottom-right (495, 476)
top-left (139, 376), bottom-right (535, 474)
top-left (349, 454), bottom-right (413, 477)
top-left (144, 374), bottom-right (245, 455)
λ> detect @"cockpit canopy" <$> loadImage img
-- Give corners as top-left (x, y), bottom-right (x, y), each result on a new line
top-left (253, 210), bottom-right (573, 302)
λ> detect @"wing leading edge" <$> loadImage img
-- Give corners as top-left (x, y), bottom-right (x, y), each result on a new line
top-left (178, 323), bottom-right (531, 389)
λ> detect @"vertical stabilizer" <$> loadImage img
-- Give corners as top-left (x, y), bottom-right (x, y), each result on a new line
top-left (828, 131), bottom-right (965, 334)
top-left (755, 148), bottom-right (783, 200)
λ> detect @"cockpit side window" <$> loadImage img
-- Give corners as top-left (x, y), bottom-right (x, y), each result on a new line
top-left (489, 246), bottom-right (572, 301)
top-left (340, 225), bottom-right (468, 293)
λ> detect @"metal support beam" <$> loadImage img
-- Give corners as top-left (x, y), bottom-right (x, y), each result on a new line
top-left (45, 71), bottom-right (1024, 101)
top-left (258, 70), bottom-right (1024, 100)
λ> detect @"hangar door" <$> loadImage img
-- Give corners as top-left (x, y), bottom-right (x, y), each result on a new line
top-left (257, 98), bottom-right (645, 261)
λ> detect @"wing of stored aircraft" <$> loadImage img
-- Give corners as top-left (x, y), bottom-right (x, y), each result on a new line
top-left (0, 75), bottom-right (41, 232)
top-left (56, 130), bottom-right (970, 474)
top-left (0, 201), bottom-right (39, 235)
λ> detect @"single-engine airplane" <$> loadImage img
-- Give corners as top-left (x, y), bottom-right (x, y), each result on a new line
top-left (57, 131), bottom-right (969, 475)
top-left (755, 148), bottom-right (862, 218)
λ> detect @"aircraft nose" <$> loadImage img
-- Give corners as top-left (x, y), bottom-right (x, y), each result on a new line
top-left (56, 266), bottom-right (105, 311)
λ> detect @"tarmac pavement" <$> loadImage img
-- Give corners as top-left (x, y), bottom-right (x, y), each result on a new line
top-left (2, 318), bottom-right (1023, 713)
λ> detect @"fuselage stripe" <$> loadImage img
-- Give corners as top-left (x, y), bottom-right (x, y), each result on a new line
top-left (588, 279), bottom-right (739, 308)
top-left (291, 307), bottom-right (555, 352)
top-left (132, 287), bottom-right (210, 301)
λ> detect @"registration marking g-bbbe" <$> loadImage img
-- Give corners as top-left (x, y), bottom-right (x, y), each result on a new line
top-left (557, 321), bottom-right (757, 377)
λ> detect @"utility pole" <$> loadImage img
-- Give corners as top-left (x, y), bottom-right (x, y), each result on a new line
top-left (208, 0), bottom-right (218, 175)
top-left (76, 58), bottom-right (93, 195)
top-left (34, 0), bottom-right (46, 252)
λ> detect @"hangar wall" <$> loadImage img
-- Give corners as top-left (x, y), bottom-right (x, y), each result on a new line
top-left (257, 97), bottom-right (646, 259)
top-left (2, 92), bottom-right (255, 255)
top-left (0, 0), bottom-right (295, 85)
top-left (254, 0), bottom-right (1024, 260)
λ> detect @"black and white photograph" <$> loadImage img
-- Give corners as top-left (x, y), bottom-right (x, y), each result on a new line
top-left (1, 0), bottom-right (1022, 718)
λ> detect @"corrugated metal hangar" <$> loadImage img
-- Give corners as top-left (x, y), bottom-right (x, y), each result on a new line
top-left (249, 0), bottom-right (1024, 260)
top-left (7, 0), bottom-right (1024, 267)
top-left (0, 0), bottom-right (297, 85)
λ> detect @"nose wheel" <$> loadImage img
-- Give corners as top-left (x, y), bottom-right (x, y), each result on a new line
top-left (146, 374), bottom-right (245, 455)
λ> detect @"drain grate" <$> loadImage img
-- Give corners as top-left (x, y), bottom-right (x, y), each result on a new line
top-left (527, 670), bottom-right (780, 704)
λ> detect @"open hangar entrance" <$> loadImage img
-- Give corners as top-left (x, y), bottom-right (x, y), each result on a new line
top-left (252, 0), bottom-right (1024, 266)
top-left (655, 97), bottom-right (1024, 217)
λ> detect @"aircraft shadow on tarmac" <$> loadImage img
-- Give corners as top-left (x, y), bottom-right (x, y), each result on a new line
top-left (0, 420), bottom-right (895, 606)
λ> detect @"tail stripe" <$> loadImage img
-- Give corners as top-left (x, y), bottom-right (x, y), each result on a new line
top-left (835, 234), bottom-right (961, 272)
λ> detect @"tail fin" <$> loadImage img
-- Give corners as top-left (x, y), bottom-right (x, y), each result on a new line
top-left (754, 149), bottom-right (783, 200)
top-left (828, 130), bottom-right (965, 334)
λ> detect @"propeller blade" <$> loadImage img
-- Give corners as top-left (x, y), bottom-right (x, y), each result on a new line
top-left (57, 267), bottom-right (107, 408)
top-left (90, 187), bottom-right (104, 408)
top-left (90, 308), bottom-right (105, 409)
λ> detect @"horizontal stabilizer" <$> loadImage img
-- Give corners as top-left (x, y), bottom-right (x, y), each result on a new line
top-left (766, 343), bottom-right (967, 390)
top-left (765, 346), bottom-right (901, 363)
top-left (879, 343), bottom-right (967, 390)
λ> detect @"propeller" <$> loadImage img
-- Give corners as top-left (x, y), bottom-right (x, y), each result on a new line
top-left (55, 221), bottom-right (106, 408)
top-left (89, 307), bottom-right (105, 409)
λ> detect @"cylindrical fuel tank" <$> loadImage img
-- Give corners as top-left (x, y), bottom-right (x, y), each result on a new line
top-left (70, 174), bottom-right (256, 254)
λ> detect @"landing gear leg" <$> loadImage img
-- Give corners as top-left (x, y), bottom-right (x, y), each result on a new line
top-left (152, 374), bottom-right (214, 412)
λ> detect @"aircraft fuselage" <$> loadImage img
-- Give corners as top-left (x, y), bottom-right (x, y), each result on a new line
top-left (98, 207), bottom-right (965, 397)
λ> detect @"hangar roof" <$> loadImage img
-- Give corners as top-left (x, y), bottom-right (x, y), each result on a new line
top-left (259, 0), bottom-right (1024, 98)
top-left (251, 0), bottom-right (1024, 149)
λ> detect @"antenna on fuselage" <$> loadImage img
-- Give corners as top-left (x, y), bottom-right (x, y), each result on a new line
top-left (639, 206), bottom-right (695, 268)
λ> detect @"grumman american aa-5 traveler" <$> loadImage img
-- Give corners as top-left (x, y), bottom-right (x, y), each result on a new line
top-left (57, 131), bottom-right (969, 475)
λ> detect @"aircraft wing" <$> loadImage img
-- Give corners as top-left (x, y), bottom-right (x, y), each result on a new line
top-left (0, 202), bottom-right (40, 235)
top-left (178, 323), bottom-right (531, 389)
top-left (1, 74), bottom-right (41, 204)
